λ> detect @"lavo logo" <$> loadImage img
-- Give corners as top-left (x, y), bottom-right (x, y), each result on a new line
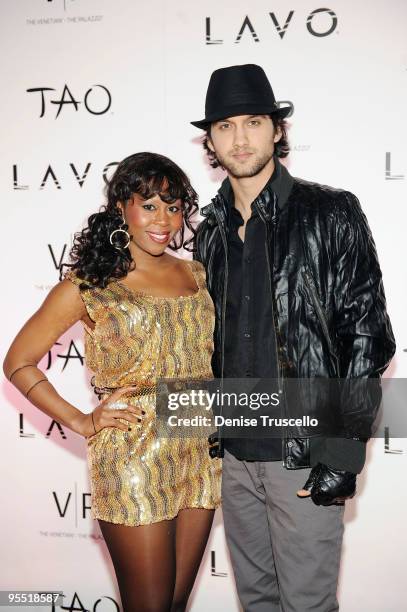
top-left (385, 152), bottom-right (405, 180)
top-left (211, 550), bottom-right (228, 577)
top-left (12, 161), bottom-right (118, 190)
top-left (384, 427), bottom-right (403, 454)
top-left (206, 8), bottom-right (338, 44)
top-left (26, 84), bottom-right (112, 118)
top-left (19, 412), bottom-right (68, 440)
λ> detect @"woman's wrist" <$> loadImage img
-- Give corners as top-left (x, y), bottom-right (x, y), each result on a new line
top-left (67, 409), bottom-right (89, 436)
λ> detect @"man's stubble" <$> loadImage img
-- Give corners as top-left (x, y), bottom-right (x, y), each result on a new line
top-left (214, 141), bottom-right (275, 179)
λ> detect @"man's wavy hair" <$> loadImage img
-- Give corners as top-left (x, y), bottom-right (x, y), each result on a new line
top-left (62, 152), bottom-right (198, 289)
top-left (203, 115), bottom-right (289, 168)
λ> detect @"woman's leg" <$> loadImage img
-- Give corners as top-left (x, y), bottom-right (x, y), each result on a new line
top-left (98, 518), bottom-right (176, 612)
top-left (171, 508), bottom-right (215, 612)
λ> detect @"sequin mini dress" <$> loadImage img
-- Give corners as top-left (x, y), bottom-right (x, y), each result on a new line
top-left (66, 260), bottom-right (221, 526)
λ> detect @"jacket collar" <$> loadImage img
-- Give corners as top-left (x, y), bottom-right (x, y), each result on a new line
top-left (218, 155), bottom-right (294, 211)
top-left (200, 156), bottom-right (294, 225)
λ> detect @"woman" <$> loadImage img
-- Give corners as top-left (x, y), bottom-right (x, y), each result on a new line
top-left (3, 152), bottom-right (221, 612)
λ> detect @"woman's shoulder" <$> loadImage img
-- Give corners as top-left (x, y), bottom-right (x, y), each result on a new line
top-left (164, 255), bottom-right (205, 275)
top-left (62, 268), bottom-right (118, 321)
top-left (63, 268), bottom-right (106, 292)
top-left (182, 259), bottom-right (209, 291)
top-left (184, 259), bottom-right (205, 273)
top-left (63, 267), bottom-right (88, 287)
top-left (63, 268), bottom-right (106, 301)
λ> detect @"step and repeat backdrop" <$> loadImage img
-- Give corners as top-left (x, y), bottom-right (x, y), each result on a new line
top-left (1, 1), bottom-right (406, 611)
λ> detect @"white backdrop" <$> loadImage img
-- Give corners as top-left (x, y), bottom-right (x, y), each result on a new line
top-left (1, 1), bottom-right (406, 611)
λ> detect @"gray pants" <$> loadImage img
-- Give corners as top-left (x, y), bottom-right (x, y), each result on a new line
top-left (222, 450), bottom-right (345, 612)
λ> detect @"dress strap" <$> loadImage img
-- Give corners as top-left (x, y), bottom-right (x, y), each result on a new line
top-left (187, 260), bottom-right (205, 289)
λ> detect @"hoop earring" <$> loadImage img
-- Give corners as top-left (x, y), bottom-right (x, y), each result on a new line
top-left (109, 217), bottom-right (130, 250)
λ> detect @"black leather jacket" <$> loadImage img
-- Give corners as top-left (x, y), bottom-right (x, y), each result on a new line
top-left (194, 166), bottom-right (396, 470)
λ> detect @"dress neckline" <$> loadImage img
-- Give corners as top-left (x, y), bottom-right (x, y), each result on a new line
top-left (115, 261), bottom-right (201, 301)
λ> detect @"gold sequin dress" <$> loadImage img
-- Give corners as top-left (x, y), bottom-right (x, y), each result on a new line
top-left (66, 260), bottom-right (221, 526)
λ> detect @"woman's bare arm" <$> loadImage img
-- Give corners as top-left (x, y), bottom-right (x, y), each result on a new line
top-left (3, 280), bottom-right (142, 436)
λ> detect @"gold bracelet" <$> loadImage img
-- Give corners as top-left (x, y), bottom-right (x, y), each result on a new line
top-left (91, 411), bottom-right (98, 434)
top-left (25, 378), bottom-right (49, 399)
top-left (9, 364), bottom-right (37, 382)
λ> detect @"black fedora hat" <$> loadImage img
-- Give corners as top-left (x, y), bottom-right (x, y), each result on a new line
top-left (191, 64), bottom-right (293, 129)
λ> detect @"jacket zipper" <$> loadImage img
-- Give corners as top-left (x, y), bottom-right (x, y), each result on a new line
top-left (303, 269), bottom-right (340, 376)
top-left (206, 226), bottom-right (219, 287)
top-left (212, 200), bottom-right (228, 455)
top-left (253, 198), bottom-right (287, 465)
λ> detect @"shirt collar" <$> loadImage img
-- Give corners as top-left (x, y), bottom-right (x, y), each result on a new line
top-left (218, 155), bottom-right (294, 211)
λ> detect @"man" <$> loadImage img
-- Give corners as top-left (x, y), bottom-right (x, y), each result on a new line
top-left (191, 64), bottom-right (395, 611)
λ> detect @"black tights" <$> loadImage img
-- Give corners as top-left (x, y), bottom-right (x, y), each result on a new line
top-left (98, 508), bottom-right (215, 612)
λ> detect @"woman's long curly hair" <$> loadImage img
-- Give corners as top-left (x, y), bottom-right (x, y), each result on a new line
top-left (62, 152), bottom-right (199, 289)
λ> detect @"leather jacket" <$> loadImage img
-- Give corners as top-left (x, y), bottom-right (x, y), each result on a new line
top-left (194, 165), bottom-right (396, 470)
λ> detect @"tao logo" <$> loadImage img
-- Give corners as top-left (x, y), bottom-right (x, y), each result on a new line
top-left (26, 84), bottom-right (112, 118)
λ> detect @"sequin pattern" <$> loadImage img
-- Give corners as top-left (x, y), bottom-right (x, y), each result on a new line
top-left (66, 260), bottom-right (221, 526)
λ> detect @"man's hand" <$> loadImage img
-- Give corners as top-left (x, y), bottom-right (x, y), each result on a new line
top-left (208, 431), bottom-right (223, 458)
top-left (297, 463), bottom-right (356, 506)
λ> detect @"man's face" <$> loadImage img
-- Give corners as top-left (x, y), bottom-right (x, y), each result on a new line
top-left (207, 114), bottom-right (281, 178)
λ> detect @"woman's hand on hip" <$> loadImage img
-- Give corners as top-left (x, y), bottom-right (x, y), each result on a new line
top-left (78, 386), bottom-right (145, 438)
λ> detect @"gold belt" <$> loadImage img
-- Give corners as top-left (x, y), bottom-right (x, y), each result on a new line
top-left (93, 383), bottom-right (156, 400)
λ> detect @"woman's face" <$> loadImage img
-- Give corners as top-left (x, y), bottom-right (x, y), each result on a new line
top-left (119, 191), bottom-right (183, 258)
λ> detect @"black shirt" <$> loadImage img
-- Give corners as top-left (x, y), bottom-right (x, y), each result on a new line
top-left (221, 158), bottom-right (293, 461)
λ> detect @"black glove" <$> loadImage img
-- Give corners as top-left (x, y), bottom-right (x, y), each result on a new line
top-left (299, 462), bottom-right (356, 506)
top-left (208, 431), bottom-right (224, 458)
